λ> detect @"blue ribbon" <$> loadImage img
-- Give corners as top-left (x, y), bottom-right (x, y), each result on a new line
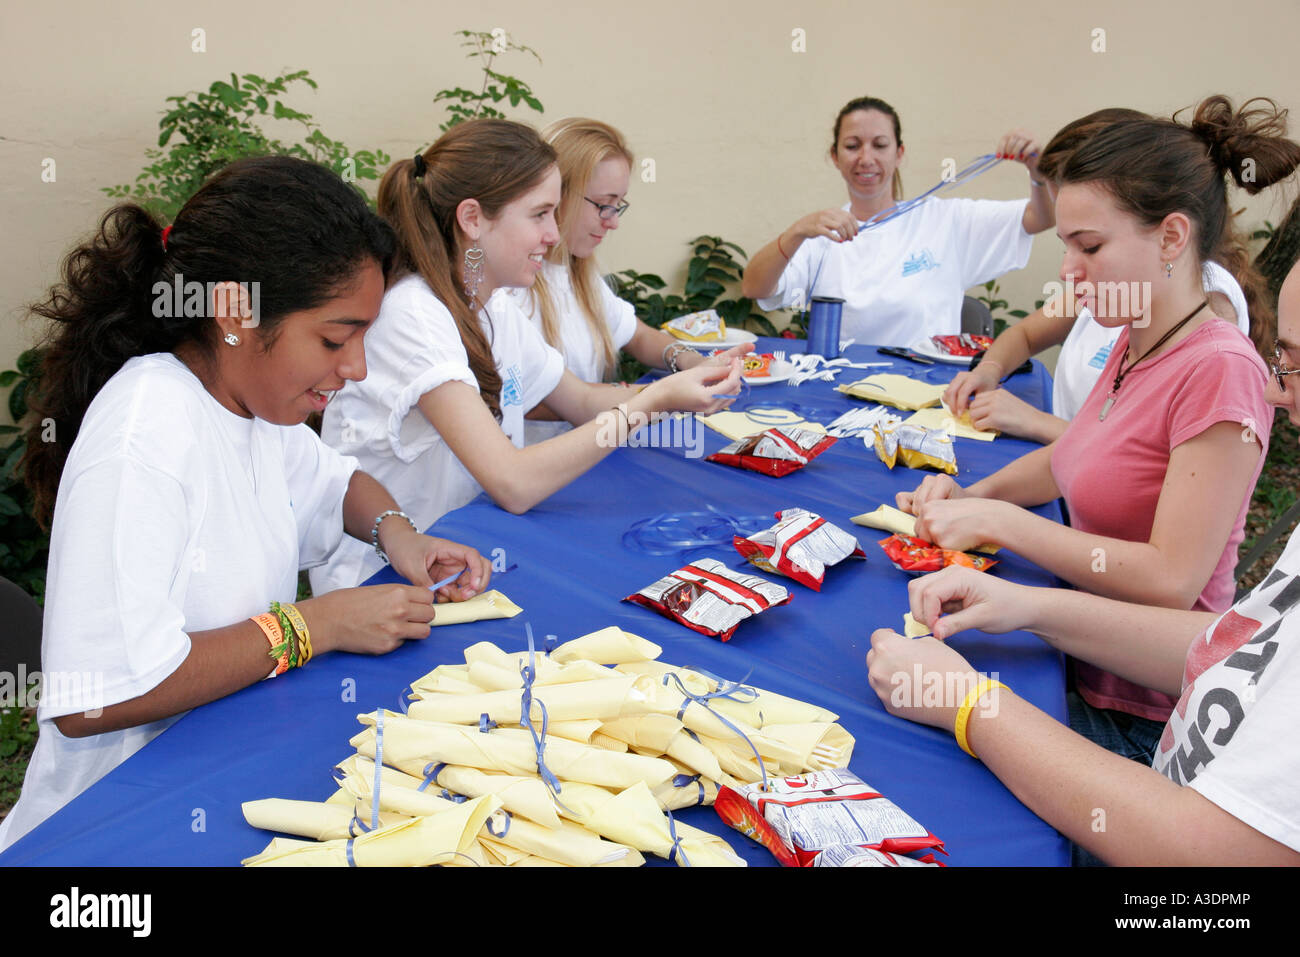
top-left (665, 809), bottom-right (691, 867)
top-left (808, 153), bottom-right (1005, 297)
top-left (347, 709), bottom-right (387, 844)
top-left (544, 634), bottom-right (558, 655)
top-left (672, 772), bottom-right (707, 806)
top-left (346, 839), bottom-right (357, 867)
top-left (396, 684), bottom-right (414, 715)
top-left (728, 402), bottom-right (840, 425)
top-left (485, 810), bottom-right (513, 839)
top-left (519, 623), bottom-right (572, 813)
top-left (417, 761), bottom-right (446, 794)
top-left (440, 789), bottom-right (468, 804)
top-left (479, 713), bottom-right (498, 733)
top-left (622, 505), bottom-right (771, 557)
top-left (663, 672), bottom-right (769, 792)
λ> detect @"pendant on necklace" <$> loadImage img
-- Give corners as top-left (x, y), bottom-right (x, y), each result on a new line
top-left (1099, 393), bottom-right (1116, 421)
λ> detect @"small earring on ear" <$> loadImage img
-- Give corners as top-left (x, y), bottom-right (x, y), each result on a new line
top-left (1165, 261), bottom-right (1173, 279)
top-left (224, 333), bottom-right (240, 346)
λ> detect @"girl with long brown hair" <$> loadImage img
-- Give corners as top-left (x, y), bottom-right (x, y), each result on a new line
top-left (314, 119), bottom-right (742, 593)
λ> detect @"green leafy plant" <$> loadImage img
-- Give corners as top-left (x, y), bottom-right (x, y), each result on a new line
top-left (976, 279), bottom-right (1041, 337)
top-left (104, 70), bottom-right (390, 220)
top-left (0, 348), bottom-right (50, 603)
top-left (608, 237), bottom-right (771, 381)
top-left (434, 30), bottom-right (544, 132)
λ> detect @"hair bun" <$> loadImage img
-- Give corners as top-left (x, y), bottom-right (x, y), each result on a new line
top-left (1187, 95), bottom-right (1300, 193)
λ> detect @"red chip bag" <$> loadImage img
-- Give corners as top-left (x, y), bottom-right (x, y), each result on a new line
top-left (725, 769), bottom-right (946, 865)
top-left (622, 557), bottom-right (791, 641)
top-left (707, 425), bottom-right (836, 477)
top-left (878, 534), bottom-right (998, 574)
top-left (930, 334), bottom-right (993, 357)
top-left (733, 508), bottom-right (865, 591)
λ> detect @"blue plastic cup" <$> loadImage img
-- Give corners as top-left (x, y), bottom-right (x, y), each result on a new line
top-left (806, 297), bottom-right (844, 358)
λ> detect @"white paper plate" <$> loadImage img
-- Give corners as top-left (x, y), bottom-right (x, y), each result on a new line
top-left (680, 328), bottom-right (759, 351)
top-left (742, 359), bottom-right (797, 385)
top-left (908, 338), bottom-right (978, 366)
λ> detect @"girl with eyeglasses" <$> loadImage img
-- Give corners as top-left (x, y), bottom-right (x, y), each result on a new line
top-left (865, 260), bottom-right (1300, 866)
top-left (740, 95), bottom-right (1055, 345)
top-left (505, 118), bottom-right (750, 443)
top-left (312, 119), bottom-right (742, 593)
top-left (0, 157), bottom-right (491, 851)
top-left (943, 109), bottom-right (1266, 443)
top-left (897, 96), bottom-right (1300, 764)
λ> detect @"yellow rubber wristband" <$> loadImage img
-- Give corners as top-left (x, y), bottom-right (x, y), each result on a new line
top-left (954, 678), bottom-right (1008, 758)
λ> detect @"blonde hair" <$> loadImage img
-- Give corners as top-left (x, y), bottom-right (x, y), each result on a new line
top-left (529, 118), bottom-right (634, 380)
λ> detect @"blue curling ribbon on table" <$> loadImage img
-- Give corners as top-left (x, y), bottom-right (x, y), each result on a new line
top-left (622, 505), bottom-right (771, 557)
top-left (484, 809), bottom-right (513, 839)
top-left (478, 713), bottom-right (498, 733)
top-left (665, 808), bottom-right (691, 867)
top-left (417, 761), bottom-right (446, 794)
top-left (345, 707), bottom-right (389, 862)
top-left (672, 772), bottom-right (707, 806)
top-left (663, 671), bottom-right (769, 793)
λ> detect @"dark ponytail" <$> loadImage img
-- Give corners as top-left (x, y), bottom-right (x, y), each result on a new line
top-left (24, 155), bottom-right (396, 528)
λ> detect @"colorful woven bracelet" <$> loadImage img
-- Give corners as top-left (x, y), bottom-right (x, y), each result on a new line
top-left (281, 602), bottom-right (313, 665)
top-left (251, 613), bottom-right (289, 677)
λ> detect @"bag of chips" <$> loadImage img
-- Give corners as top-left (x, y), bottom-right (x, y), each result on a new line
top-left (717, 769), bottom-right (945, 866)
top-left (733, 508), bottom-right (864, 591)
top-left (930, 334), bottom-right (992, 357)
top-left (623, 558), bottom-right (791, 642)
top-left (812, 845), bottom-right (944, 867)
top-left (878, 534), bottom-right (999, 574)
top-left (872, 424), bottom-right (957, 475)
top-left (662, 309), bottom-right (725, 342)
top-left (707, 426), bottom-right (837, 477)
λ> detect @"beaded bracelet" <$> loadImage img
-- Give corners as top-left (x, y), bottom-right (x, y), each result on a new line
top-left (371, 509), bottom-right (418, 565)
top-left (954, 678), bottom-right (1008, 758)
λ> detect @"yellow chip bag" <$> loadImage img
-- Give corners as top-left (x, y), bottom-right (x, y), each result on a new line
top-left (872, 424), bottom-right (957, 475)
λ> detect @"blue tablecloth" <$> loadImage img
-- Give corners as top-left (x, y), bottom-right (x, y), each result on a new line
top-left (1, 340), bottom-right (1069, 866)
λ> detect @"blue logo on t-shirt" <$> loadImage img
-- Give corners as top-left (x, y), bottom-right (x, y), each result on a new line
top-left (1088, 342), bottom-right (1113, 370)
top-left (501, 365), bottom-right (524, 407)
top-left (902, 249), bottom-right (940, 277)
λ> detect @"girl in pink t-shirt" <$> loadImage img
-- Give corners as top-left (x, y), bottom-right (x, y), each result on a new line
top-left (896, 96), bottom-right (1296, 759)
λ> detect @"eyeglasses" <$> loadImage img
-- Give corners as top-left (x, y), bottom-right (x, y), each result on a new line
top-left (585, 197), bottom-right (630, 221)
top-left (1270, 342), bottom-right (1300, 393)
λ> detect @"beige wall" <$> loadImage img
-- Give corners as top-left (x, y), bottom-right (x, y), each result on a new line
top-left (3, 0), bottom-right (1298, 418)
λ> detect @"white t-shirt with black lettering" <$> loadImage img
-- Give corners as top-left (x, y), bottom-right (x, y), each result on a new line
top-left (313, 275), bottom-right (565, 592)
top-left (1152, 529), bottom-right (1300, 852)
top-left (0, 353), bottom-right (358, 851)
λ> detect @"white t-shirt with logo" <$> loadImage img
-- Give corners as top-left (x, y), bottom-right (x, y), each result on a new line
top-left (0, 353), bottom-right (358, 851)
top-left (1052, 261), bottom-right (1251, 421)
top-left (757, 197), bottom-right (1034, 345)
top-left (1151, 528), bottom-right (1300, 852)
top-left (504, 261), bottom-right (638, 444)
top-left (313, 275), bottom-right (565, 592)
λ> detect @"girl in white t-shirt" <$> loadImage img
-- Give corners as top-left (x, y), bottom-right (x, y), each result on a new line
top-left (741, 95), bottom-right (1057, 345)
top-left (314, 120), bottom-right (742, 592)
top-left (946, 107), bottom-right (1268, 443)
top-left (507, 118), bottom-right (743, 444)
top-left (861, 261), bottom-right (1300, 866)
top-left (0, 157), bottom-right (491, 851)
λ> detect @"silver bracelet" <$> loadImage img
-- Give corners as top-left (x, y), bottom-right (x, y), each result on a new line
top-left (370, 509), bottom-right (417, 565)
top-left (663, 342), bottom-right (692, 372)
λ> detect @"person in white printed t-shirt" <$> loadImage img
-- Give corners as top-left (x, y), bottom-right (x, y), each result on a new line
top-left (741, 95), bottom-right (1056, 345)
top-left (947, 106), bottom-right (1269, 443)
top-left (313, 120), bottom-right (746, 593)
top-left (863, 260), bottom-right (1300, 866)
top-left (507, 118), bottom-right (747, 445)
top-left (0, 157), bottom-right (490, 852)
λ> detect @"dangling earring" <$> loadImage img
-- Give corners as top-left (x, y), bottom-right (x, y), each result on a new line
top-left (463, 244), bottom-right (485, 301)
top-left (224, 332), bottom-right (240, 346)
top-left (1165, 261), bottom-right (1173, 279)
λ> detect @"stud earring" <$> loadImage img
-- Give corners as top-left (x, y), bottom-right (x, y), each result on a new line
top-left (463, 244), bottom-right (485, 301)
top-left (224, 333), bottom-right (240, 346)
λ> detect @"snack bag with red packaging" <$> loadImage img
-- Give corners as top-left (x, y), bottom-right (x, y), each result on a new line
top-left (707, 425), bottom-right (836, 478)
top-left (878, 534), bottom-right (998, 574)
top-left (715, 769), bottom-right (945, 866)
top-left (930, 334), bottom-right (993, 357)
top-left (811, 845), bottom-right (944, 867)
top-left (622, 557), bottom-right (791, 641)
top-left (733, 508), bottom-right (865, 591)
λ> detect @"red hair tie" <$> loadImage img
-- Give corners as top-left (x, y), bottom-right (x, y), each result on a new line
top-left (161, 225), bottom-right (173, 251)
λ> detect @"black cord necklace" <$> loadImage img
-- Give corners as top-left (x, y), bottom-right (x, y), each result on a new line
top-left (1098, 300), bottom-right (1208, 421)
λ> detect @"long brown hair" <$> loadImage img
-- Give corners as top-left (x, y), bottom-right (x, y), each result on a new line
top-left (527, 118), bottom-right (634, 379)
top-left (378, 119), bottom-right (557, 419)
top-left (24, 157), bottom-right (395, 528)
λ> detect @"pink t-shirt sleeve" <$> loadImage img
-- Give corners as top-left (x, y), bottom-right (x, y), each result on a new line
top-left (1166, 348), bottom-right (1271, 450)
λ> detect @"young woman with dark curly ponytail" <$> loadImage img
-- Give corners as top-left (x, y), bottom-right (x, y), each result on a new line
top-left (894, 96), bottom-right (1300, 766)
top-left (0, 156), bottom-right (491, 851)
